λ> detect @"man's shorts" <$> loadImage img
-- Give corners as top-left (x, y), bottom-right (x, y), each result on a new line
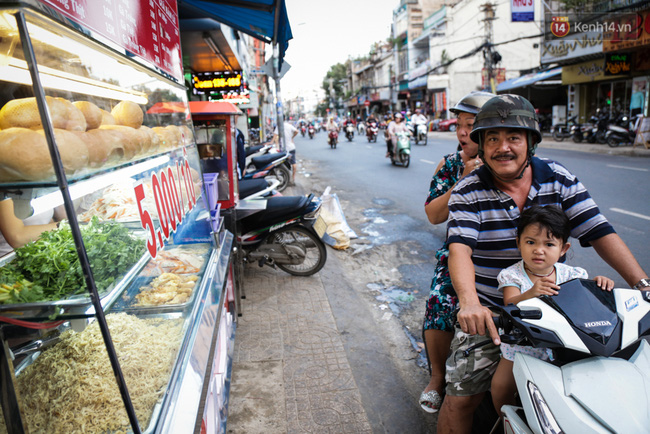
top-left (288, 150), bottom-right (296, 165)
top-left (445, 324), bottom-right (500, 397)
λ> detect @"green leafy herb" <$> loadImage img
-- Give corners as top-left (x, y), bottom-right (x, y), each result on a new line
top-left (1, 217), bottom-right (144, 304)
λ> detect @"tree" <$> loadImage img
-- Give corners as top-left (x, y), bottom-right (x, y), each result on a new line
top-left (321, 62), bottom-right (348, 113)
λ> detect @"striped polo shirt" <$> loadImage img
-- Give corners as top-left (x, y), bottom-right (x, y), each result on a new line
top-left (447, 156), bottom-right (615, 300)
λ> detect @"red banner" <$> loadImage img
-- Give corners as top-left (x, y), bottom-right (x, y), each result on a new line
top-left (38, 0), bottom-right (183, 81)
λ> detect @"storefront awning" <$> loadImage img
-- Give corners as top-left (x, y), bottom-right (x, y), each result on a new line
top-left (190, 101), bottom-right (243, 115)
top-left (178, 0), bottom-right (293, 69)
top-left (497, 67), bottom-right (562, 92)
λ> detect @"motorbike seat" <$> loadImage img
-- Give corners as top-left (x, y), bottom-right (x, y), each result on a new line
top-left (251, 152), bottom-right (286, 170)
top-left (238, 195), bottom-right (311, 233)
top-left (239, 178), bottom-right (269, 199)
top-left (245, 145), bottom-right (265, 157)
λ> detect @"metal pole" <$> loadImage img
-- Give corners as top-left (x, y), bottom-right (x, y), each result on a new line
top-left (272, 0), bottom-right (286, 152)
top-left (14, 11), bottom-right (142, 434)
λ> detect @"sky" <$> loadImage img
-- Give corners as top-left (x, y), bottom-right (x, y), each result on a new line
top-left (280, 0), bottom-right (399, 109)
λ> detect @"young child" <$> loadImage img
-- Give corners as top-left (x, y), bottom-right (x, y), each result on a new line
top-left (490, 205), bottom-right (614, 415)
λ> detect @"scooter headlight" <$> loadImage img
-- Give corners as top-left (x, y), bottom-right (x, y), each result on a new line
top-left (527, 381), bottom-right (563, 434)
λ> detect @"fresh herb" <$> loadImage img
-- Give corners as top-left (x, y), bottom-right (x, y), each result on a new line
top-left (1, 217), bottom-right (144, 303)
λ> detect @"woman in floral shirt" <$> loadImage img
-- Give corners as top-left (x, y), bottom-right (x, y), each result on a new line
top-left (419, 91), bottom-right (495, 413)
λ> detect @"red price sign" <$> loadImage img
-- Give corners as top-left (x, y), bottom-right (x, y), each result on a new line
top-left (135, 150), bottom-right (197, 258)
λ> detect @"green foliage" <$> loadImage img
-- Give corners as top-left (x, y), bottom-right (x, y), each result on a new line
top-left (2, 218), bottom-right (144, 304)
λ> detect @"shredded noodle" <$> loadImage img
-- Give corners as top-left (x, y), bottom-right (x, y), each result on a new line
top-left (12, 313), bottom-right (183, 433)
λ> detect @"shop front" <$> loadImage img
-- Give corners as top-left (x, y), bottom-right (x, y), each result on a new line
top-left (427, 74), bottom-right (449, 119)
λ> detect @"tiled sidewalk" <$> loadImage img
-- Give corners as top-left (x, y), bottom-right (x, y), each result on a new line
top-left (227, 266), bottom-right (372, 433)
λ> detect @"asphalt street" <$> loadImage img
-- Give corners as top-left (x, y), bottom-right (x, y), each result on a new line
top-left (295, 129), bottom-right (650, 287)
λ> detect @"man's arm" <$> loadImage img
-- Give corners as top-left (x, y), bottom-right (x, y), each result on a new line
top-left (449, 243), bottom-right (500, 344)
top-left (0, 199), bottom-right (57, 248)
top-left (591, 233), bottom-right (648, 288)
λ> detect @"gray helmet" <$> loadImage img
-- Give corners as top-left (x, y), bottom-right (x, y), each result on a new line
top-left (449, 91), bottom-right (496, 115)
top-left (470, 94), bottom-right (542, 158)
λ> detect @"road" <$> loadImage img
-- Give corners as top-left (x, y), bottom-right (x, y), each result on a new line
top-left (295, 129), bottom-right (650, 287)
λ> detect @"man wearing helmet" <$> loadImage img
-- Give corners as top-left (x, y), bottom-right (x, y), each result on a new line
top-left (437, 94), bottom-right (648, 433)
top-left (419, 91), bottom-right (494, 414)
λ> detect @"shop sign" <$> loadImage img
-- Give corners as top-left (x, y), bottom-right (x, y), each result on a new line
top-left (371, 92), bottom-right (380, 102)
top-left (135, 147), bottom-right (198, 258)
top-left (562, 59), bottom-right (607, 84)
top-left (604, 53), bottom-right (632, 76)
top-left (38, 0), bottom-right (183, 82)
top-left (541, 32), bottom-right (602, 64)
top-left (603, 9), bottom-right (650, 52)
top-left (192, 72), bottom-right (243, 93)
top-left (511, 0), bottom-right (534, 22)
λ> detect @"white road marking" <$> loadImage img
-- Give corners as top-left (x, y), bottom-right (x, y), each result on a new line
top-left (421, 159), bottom-right (438, 165)
top-left (610, 208), bottom-right (650, 221)
top-left (606, 164), bottom-right (648, 172)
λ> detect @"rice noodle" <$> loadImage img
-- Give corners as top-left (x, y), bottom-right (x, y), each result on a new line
top-left (12, 313), bottom-right (183, 433)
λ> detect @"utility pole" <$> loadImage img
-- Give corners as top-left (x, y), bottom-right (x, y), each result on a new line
top-left (481, 2), bottom-right (497, 93)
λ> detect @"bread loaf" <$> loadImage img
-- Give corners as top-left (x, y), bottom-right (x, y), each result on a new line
top-left (99, 125), bottom-right (141, 159)
top-left (0, 128), bottom-right (89, 181)
top-left (152, 126), bottom-right (174, 150)
top-left (111, 101), bottom-right (144, 129)
top-left (179, 125), bottom-right (193, 145)
top-left (100, 109), bottom-right (116, 126)
top-left (58, 98), bottom-right (87, 131)
top-left (0, 96), bottom-right (68, 130)
top-left (73, 101), bottom-right (103, 130)
top-left (76, 129), bottom-right (125, 167)
top-left (138, 126), bottom-right (159, 154)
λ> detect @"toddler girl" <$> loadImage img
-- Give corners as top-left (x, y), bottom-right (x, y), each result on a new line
top-left (490, 205), bottom-right (614, 415)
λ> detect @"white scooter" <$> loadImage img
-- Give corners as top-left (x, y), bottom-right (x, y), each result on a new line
top-left (414, 122), bottom-right (428, 145)
top-left (489, 279), bottom-right (650, 433)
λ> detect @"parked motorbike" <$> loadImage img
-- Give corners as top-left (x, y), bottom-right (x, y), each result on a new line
top-left (488, 279), bottom-right (650, 433)
top-left (391, 131), bottom-right (411, 167)
top-left (243, 152), bottom-right (291, 192)
top-left (345, 124), bottom-right (355, 142)
top-left (328, 130), bottom-right (338, 149)
top-left (414, 122), bottom-right (428, 145)
top-left (606, 114), bottom-right (639, 147)
top-left (551, 116), bottom-right (578, 142)
top-left (238, 194), bottom-right (327, 276)
top-left (366, 121), bottom-right (378, 143)
top-left (308, 124), bottom-right (315, 139)
top-left (239, 178), bottom-right (281, 200)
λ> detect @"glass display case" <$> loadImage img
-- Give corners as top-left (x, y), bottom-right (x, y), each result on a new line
top-left (0, 2), bottom-right (236, 433)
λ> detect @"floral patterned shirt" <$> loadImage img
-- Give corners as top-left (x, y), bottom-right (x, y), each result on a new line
top-left (425, 151), bottom-right (465, 264)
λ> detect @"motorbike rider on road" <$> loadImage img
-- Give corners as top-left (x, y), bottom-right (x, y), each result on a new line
top-left (436, 94), bottom-right (649, 434)
top-left (412, 109), bottom-right (428, 135)
top-left (386, 112), bottom-right (409, 158)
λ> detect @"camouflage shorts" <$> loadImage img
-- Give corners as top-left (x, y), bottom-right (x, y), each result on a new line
top-left (445, 324), bottom-right (500, 397)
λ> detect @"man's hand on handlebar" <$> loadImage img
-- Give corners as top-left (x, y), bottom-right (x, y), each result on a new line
top-left (457, 304), bottom-right (501, 345)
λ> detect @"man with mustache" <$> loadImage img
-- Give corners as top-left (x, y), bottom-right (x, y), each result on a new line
top-left (436, 94), bottom-right (649, 433)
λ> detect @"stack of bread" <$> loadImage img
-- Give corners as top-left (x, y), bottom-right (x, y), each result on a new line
top-left (0, 96), bottom-right (189, 182)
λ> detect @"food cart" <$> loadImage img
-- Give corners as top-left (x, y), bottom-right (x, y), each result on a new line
top-left (0, 0), bottom-right (236, 432)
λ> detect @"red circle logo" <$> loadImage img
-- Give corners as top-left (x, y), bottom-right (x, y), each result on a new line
top-left (551, 17), bottom-right (570, 38)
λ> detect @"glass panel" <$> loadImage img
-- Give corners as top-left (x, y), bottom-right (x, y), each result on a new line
top-left (0, 10), bottom-right (196, 187)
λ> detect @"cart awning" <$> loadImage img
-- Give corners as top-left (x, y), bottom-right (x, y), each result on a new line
top-left (497, 67), bottom-right (562, 92)
top-left (178, 0), bottom-right (292, 69)
top-left (190, 101), bottom-right (243, 115)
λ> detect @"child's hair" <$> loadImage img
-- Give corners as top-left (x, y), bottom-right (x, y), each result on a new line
top-left (517, 205), bottom-right (571, 244)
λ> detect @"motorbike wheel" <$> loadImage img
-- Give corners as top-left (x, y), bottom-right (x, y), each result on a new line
top-left (572, 134), bottom-right (582, 143)
top-left (271, 165), bottom-right (291, 192)
top-left (401, 153), bottom-right (410, 168)
top-left (420, 133), bottom-right (427, 145)
top-left (607, 135), bottom-right (620, 147)
top-left (271, 226), bottom-right (327, 276)
top-left (552, 129), bottom-right (565, 142)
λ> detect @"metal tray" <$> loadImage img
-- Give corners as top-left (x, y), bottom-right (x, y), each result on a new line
top-left (0, 253), bottom-right (150, 321)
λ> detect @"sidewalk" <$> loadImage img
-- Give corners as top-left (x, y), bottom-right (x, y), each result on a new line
top-left (537, 134), bottom-right (650, 158)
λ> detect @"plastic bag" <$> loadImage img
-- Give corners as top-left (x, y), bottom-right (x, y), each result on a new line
top-left (319, 187), bottom-right (357, 250)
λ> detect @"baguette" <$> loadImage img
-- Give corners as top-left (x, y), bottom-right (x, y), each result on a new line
top-left (99, 125), bottom-right (142, 159)
top-left (76, 129), bottom-right (125, 167)
top-left (111, 101), bottom-right (144, 129)
top-left (0, 128), bottom-right (89, 181)
top-left (73, 101), bottom-right (103, 130)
